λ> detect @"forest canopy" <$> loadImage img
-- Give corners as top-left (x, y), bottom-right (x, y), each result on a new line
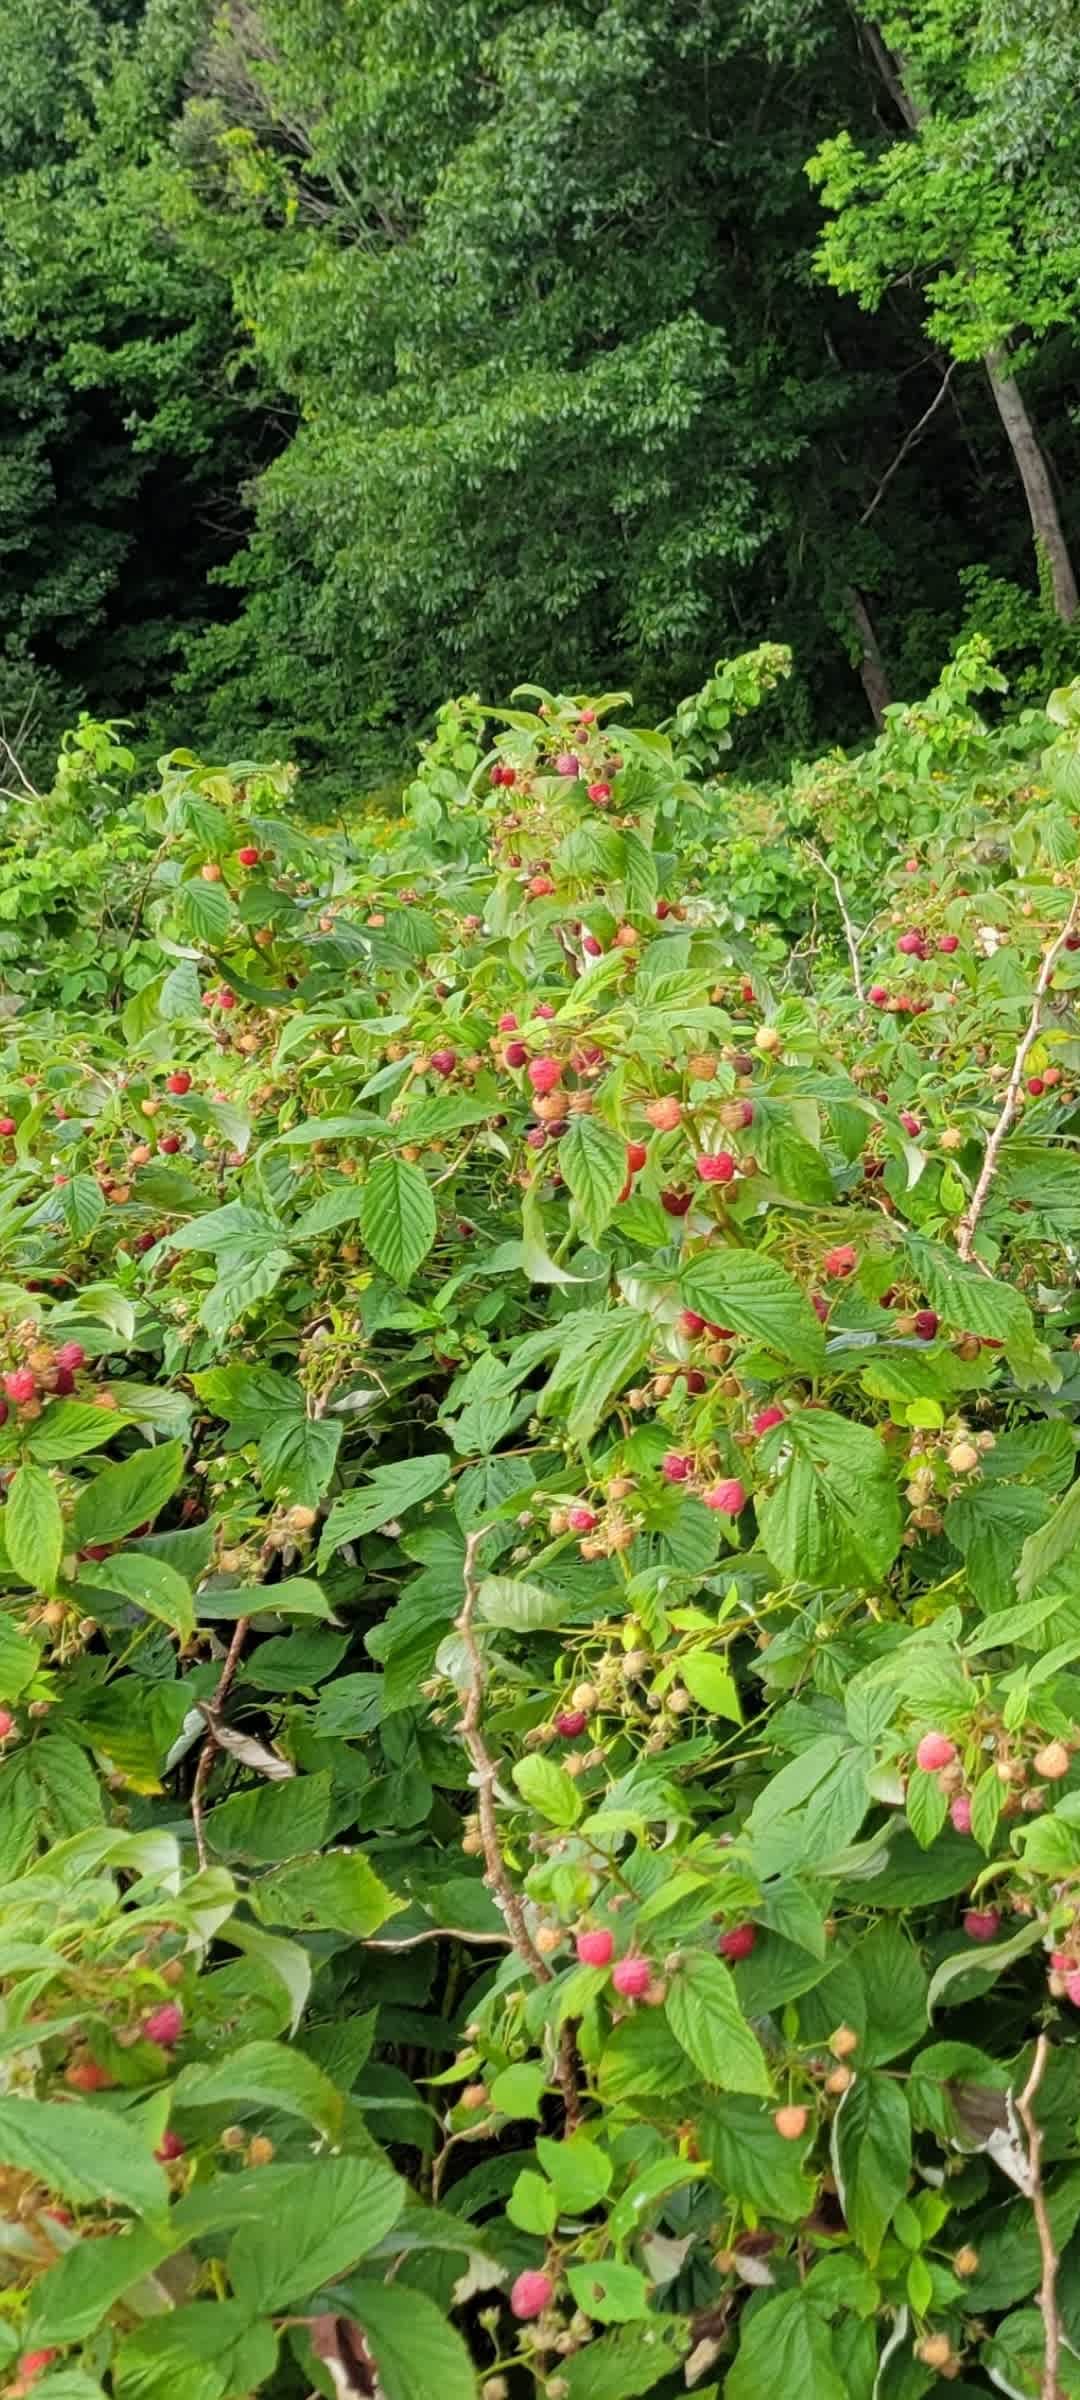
top-left (4, 0), bottom-right (1080, 786)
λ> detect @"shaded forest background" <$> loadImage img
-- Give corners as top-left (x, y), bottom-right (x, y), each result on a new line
top-left (5, 0), bottom-right (1080, 795)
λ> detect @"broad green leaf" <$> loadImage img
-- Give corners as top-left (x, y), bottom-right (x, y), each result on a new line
top-left (71, 1442), bottom-right (185, 1549)
top-left (680, 1648), bottom-right (742, 1721)
top-left (512, 1754), bottom-right (583, 1827)
top-left (926, 1915), bottom-right (1046, 2012)
top-left (0, 2096), bottom-right (167, 2216)
top-left (360, 1154), bottom-right (437, 1283)
top-left (756, 1409), bottom-right (901, 1586)
top-left (727, 2288), bottom-right (846, 2400)
top-left (5, 1465), bottom-right (63, 1591)
top-left (227, 2152), bottom-right (404, 2310)
top-left (251, 1849), bottom-right (405, 1937)
top-left (60, 1175), bottom-right (106, 1239)
top-left (77, 1551), bottom-right (194, 1639)
top-left (336, 2279), bottom-right (476, 2400)
top-left (562, 2329), bottom-right (682, 2400)
top-left (679, 1249), bottom-right (825, 1372)
top-left (559, 1114), bottom-right (627, 1241)
top-left (476, 1575), bottom-right (566, 1630)
top-left (490, 2060), bottom-right (547, 2118)
top-left (566, 2262), bottom-right (651, 2324)
top-left (112, 2301), bottom-right (276, 2400)
top-left (318, 1454), bottom-right (452, 1562)
top-left (536, 2133), bottom-right (613, 2211)
top-left (905, 1235), bottom-right (1035, 1351)
top-left (508, 2167), bottom-right (559, 2234)
top-left (664, 1951), bottom-right (769, 2094)
top-left (832, 2073), bottom-right (911, 2262)
top-left (172, 2038), bottom-right (343, 2138)
top-left (27, 2226), bottom-right (176, 2346)
top-left (28, 1403), bottom-right (133, 1462)
top-left (0, 1614), bottom-right (38, 1699)
top-left (852, 1923), bottom-right (928, 2065)
top-left (1016, 1477), bottom-right (1080, 1602)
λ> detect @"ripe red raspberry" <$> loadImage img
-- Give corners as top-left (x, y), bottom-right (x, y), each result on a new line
top-left (504, 1041), bottom-right (527, 1067)
top-left (498, 1012), bottom-right (519, 1031)
top-left (950, 1795), bottom-right (972, 1833)
top-left (962, 1909), bottom-right (1001, 1943)
top-left (166, 1071), bottom-right (192, 1095)
top-left (0, 1116), bottom-right (15, 1135)
top-left (626, 1140), bottom-right (648, 1173)
top-left (555, 1710), bottom-right (589, 1737)
top-left (612, 1956), bottom-right (651, 1997)
top-left (897, 930), bottom-right (924, 955)
top-left (18, 2352), bottom-right (58, 2387)
top-left (661, 1188), bottom-right (692, 1216)
top-left (680, 1308), bottom-right (706, 1336)
top-left (511, 2269), bottom-right (554, 2319)
top-left (154, 2128), bottom-right (186, 2161)
top-left (54, 1342), bottom-right (86, 1373)
top-left (661, 1452), bottom-right (694, 1483)
top-left (237, 846), bottom-right (260, 866)
top-left (752, 1406), bottom-right (786, 1436)
top-left (1027, 1076), bottom-right (1046, 1096)
top-left (587, 780), bottom-right (612, 807)
top-left (899, 1110), bottom-right (921, 1135)
top-left (702, 1478), bottom-right (746, 1516)
top-left (429, 1050), bottom-right (457, 1078)
top-left (718, 1922), bottom-right (757, 1960)
top-left (3, 1369), bottom-right (36, 1405)
top-left (937, 933), bottom-right (959, 953)
top-left (576, 1929), bottom-right (614, 1966)
top-left (567, 1505), bottom-right (598, 1532)
top-left (582, 932), bottom-right (603, 955)
top-left (528, 1057), bottom-right (562, 1095)
top-left (143, 2002), bottom-right (184, 2047)
top-left (822, 1243), bottom-right (857, 1277)
top-left (916, 1732), bottom-right (956, 1772)
top-left (0, 1710), bottom-right (15, 1739)
top-left (158, 1133), bottom-right (182, 1155)
top-left (533, 1001), bottom-right (557, 1019)
top-left (913, 1308), bottom-right (940, 1340)
top-left (868, 985), bottom-right (889, 1007)
top-left (697, 1151), bottom-right (736, 1183)
top-left (217, 988), bottom-right (236, 1010)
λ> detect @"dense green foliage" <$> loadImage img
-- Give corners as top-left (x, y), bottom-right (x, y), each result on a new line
top-left (3, 652), bottom-right (1080, 2393)
top-left (4, 0), bottom-right (1080, 778)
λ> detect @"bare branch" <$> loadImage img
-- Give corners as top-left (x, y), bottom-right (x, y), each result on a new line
top-left (364, 1925), bottom-right (513, 1952)
top-left (805, 843), bottom-right (867, 1003)
top-left (957, 898), bottom-right (1080, 1263)
top-left (456, 1526), bottom-right (581, 2131)
top-left (0, 735), bottom-right (41, 801)
top-left (859, 363), bottom-right (957, 526)
top-left (190, 1614), bottom-right (251, 1870)
top-left (1015, 2034), bottom-right (1062, 2400)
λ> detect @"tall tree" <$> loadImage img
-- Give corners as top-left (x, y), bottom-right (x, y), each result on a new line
top-left (809, 3), bottom-right (1080, 621)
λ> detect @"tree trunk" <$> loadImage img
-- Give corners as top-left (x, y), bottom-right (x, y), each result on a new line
top-left (846, 586), bottom-right (891, 727)
top-left (984, 347), bottom-right (1078, 623)
top-left (867, 24), bottom-right (1080, 625)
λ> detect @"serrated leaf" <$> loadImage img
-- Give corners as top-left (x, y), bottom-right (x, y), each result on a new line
top-left (1016, 1478), bottom-right (1080, 1602)
top-left (228, 2153), bottom-right (404, 2311)
top-left (559, 1115), bottom-right (627, 1241)
top-left (756, 1410), bottom-right (901, 1587)
top-left (77, 1551), bottom-right (194, 1639)
top-left (251, 1849), bottom-right (405, 1937)
top-left (476, 1575), bottom-right (566, 1630)
top-left (71, 1441), bottom-right (184, 1549)
top-left (728, 2289), bottom-right (846, 2400)
top-left (360, 1155), bottom-right (437, 1283)
top-left (664, 1951), bottom-right (769, 2094)
top-left (318, 1454), bottom-right (451, 1561)
top-left (5, 1464), bottom-right (63, 1591)
top-left (60, 1176), bottom-right (105, 1238)
top-left (172, 2038), bottom-right (343, 2138)
top-left (0, 2096), bottom-right (167, 2216)
top-left (832, 2073), bottom-right (910, 2262)
top-left (679, 1249), bottom-right (825, 1372)
top-left (336, 2279), bottom-right (476, 2400)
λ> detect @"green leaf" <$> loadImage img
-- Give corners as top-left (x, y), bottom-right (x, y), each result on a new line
top-left (852, 1924), bottom-right (928, 2065)
top-left (172, 2039), bottom-right (343, 2138)
top-left (5, 1465), bottom-right (63, 1591)
top-left (832, 2073), bottom-right (911, 2262)
top-left (228, 2152), bottom-right (405, 2310)
top-left (508, 2167), bottom-right (559, 2234)
top-left (679, 1648), bottom-right (742, 1721)
top-left (112, 2301), bottom-right (277, 2400)
top-left (756, 1409), bottom-right (901, 1587)
top-left (905, 1235), bottom-right (1035, 1352)
top-left (699, 2096), bottom-right (816, 2222)
top-left (0, 1614), bottom-right (38, 1700)
top-left (512, 1754), bottom-right (583, 1827)
top-left (251, 1849), bottom-right (405, 1937)
top-left (318, 1454), bottom-right (452, 1563)
top-left (60, 1175), bottom-right (105, 1239)
top-left (539, 1309), bottom-right (654, 1441)
top-left (0, 2096), bottom-right (168, 2216)
top-left (562, 2328), bottom-right (681, 2400)
top-left (336, 2280), bottom-right (476, 2400)
top-left (71, 1442), bottom-right (185, 1549)
top-left (179, 876), bottom-right (231, 943)
top-left (727, 2289), bottom-right (846, 2400)
top-left (28, 1403), bottom-right (133, 1462)
top-left (1016, 1478), bottom-right (1080, 1602)
top-left (926, 1915), bottom-right (1046, 2012)
top-left (559, 1115), bottom-right (627, 1241)
top-left (905, 1766), bottom-right (950, 1849)
top-left (536, 2133), bottom-right (613, 2211)
top-left (679, 1249), bottom-right (825, 1372)
top-left (476, 1575), bottom-right (566, 1630)
top-left (664, 1952), bottom-right (770, 2094)
top-left (27, 2227), bottom-right (177, 2346)
top-left (360, 1155), bottom-right (437, 1283)
top-left (566, 2262), bottom-right (652, 2324)
top-left (77, 1551), bottom-right (194, 1639)
top-left (490, 2060), bottom-right (547, 2118)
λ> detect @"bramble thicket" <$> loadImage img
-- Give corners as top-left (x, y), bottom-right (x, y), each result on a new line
top-left (2, 644), bottom-right (1080, 2397)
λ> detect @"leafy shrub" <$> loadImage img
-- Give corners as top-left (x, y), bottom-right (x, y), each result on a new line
top-left (3, 656), bottom-right (1080, 2396)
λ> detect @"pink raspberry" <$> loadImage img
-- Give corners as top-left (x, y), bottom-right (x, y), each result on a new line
top-left (962, 1909), bottom-right (1001, 1944)
top-left (528, 1056), bottom-right (562, 1094)
top-left (612, 1957), bottom-right (652, 1998)
top-left (511, 2269), bottom-right (554, 2319)
top-left (916, 1732), bottom-right (956, 1772)
top-left (143, 2003), bottom-right (184, 2047)
top-left (702, 1479), bottom-right (746, 1516)
top-left (1065, 1971), bottom-right (1080, 2006)
top-left (752, 1406), bottom-right (786, 1437)
top-left (576, 1930), bottom-right (614, 1967)
top-left (567, 1506), bottom-right (598, 1532)
top-left (154, 2129), bottom-right (186, 2161)
top-left (661, 1452), bottom-right (693, 1483)
top-left (718, 1923), bottom-right (757, 1961)
top-left (697, 1151), bottom-right (736, 1183)
top-left (950, 1795), bottom-right (972, 1834)
top-left (555, 1710), bottom-right (588, 1738)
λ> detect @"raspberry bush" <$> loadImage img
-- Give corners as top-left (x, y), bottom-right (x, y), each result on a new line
top-left (2, 656), bottom-right (1080, 2396)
